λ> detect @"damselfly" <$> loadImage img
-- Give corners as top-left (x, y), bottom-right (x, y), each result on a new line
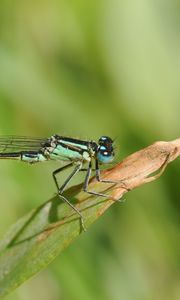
top-left (0, 134), bottom-right (115, 231)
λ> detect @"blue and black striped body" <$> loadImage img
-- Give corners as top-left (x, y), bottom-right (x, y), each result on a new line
top-left (0, 134), bottom-right (115, 231)
top-left (0, 135), bottom-right (114, 165)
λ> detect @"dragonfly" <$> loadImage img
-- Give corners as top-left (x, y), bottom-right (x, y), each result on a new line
top-left (0, 134), bottom-right (115, 231)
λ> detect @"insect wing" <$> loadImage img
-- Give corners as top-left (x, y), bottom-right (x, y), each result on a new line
top-left (0, 136), bottom-right (47, 153)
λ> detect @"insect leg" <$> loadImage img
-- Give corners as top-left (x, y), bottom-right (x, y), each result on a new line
top-left (95, 158), bottom-right (129, 191)
top-left (83, 161), bottom-right (112, 197)
top-left (52, 162), bottom-right (73, 190)
top-left (52, 162), bottom-right (86, 231)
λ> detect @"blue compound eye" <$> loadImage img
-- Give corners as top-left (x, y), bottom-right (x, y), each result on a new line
top-left (98, 136), bottom-right (113, 145)
top-left (97, 136), bottom-right (114, 164)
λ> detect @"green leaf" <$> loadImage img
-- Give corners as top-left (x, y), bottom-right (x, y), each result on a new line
top-left (0, 138), bottom-right (179, 298)
top-left (0, 179), bottom-right (116, 298)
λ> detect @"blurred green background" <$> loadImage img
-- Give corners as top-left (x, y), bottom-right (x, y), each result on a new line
top-left (0, 0), bottom-right (180, 299)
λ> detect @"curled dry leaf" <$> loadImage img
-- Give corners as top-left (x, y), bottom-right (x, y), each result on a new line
top-left (100, 138), bottom-right (180, 199)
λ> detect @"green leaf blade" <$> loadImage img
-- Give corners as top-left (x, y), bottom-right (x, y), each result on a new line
top-left (0, 186), bottom-right (113, 298)
top-left (0, 138), bottom-right (179, 298)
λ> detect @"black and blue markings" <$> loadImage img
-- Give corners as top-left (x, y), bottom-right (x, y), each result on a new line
top-left (0, 134), bottom-right (115, 231)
